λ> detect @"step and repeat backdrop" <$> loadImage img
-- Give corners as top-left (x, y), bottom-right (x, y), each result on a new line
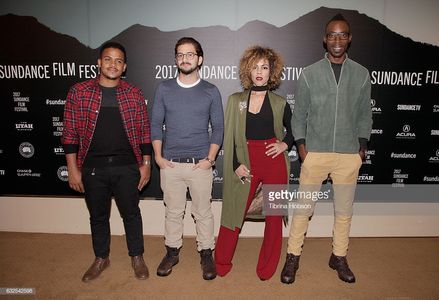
top-left (1, 7), bottom-right (438, 199)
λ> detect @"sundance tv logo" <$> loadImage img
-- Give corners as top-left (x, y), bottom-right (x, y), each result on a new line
top-left (19, 142), bottom-right (34, 158)
top-left (396, 125), bottom-right (415, 139)
top-left (397, 104), bottom-right (421, 111)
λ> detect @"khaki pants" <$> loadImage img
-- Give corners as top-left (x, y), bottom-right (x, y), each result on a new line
top-left (160, 163), bottom-right (214, 251)
top-left (287, 152), bottom-right (362, 256)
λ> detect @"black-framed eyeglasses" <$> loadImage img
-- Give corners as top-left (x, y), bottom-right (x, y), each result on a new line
top-left (175, 52), bottom-right (198, 60)
top-left (326, 32), bottom-right (350, 41)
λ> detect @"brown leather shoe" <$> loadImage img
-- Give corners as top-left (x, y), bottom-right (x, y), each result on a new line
top-left (157, 246), bottom-right (180, 277)
top-left (200, 249), bottom-right (217, 280)
top-left (280, 253), bottom-right (300, 284)
top-left (329, 253), bottom-right (356, 283)
top-left (131, 255), bottom-right (149, 280)
top-left (82, 257), bottom-right (110, 282)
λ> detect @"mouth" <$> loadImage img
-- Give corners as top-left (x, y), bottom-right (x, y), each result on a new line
top-left (256, 77), bottom-right (263, 81)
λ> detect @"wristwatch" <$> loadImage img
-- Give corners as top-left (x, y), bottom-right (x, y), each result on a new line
top-left (205, 157), bottom-right (215, 166)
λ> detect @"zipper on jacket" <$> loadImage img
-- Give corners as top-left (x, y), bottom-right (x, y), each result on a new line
top-left (328, 58), bottom-right (345, 152)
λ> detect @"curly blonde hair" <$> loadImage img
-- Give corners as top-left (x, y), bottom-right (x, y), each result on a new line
top-left (239, 45), bottom-right (284, 90)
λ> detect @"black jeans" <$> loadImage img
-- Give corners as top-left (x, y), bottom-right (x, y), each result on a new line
top-left (82, 164), bottom-right (144, 258)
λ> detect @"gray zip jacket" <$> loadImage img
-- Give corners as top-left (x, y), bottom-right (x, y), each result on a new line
top-left (292, 53), bottom-right (372, 153)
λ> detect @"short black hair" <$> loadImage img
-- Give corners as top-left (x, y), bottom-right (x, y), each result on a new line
top-left (99, 41), bottom-right (127, 62)
top-left (325, 13), bottom-right (350, 33)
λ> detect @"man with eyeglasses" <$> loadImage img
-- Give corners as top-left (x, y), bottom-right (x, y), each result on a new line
top-left (281, 14), bottom-right (372, 284)
top-left (151, 37), bottom-right (224, 280)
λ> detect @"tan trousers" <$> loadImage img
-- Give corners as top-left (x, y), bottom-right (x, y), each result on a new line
top-left (287, 152), bottom-right (362, 256)
top-left (160, 163), bottom-right (214, 251)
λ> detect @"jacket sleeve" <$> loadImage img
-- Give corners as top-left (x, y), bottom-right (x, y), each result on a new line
top-left (137, 89), bottom-right (152, 155)
top-left (356, 72), bottom-right (373, 140)
top-left (61, 86), bottom-right (79, 153)
top-left (291, 71), bottom-right (310, 141)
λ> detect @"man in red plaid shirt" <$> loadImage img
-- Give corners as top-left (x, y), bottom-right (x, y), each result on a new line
top-left (62, 41), bottom-right (151, 282)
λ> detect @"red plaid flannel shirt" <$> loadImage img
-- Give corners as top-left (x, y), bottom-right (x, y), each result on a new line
top-left (61, 79), bottom-right (151, 168)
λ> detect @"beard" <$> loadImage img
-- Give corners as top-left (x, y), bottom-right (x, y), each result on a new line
top-left (178, 63), bottom-right (198, 75)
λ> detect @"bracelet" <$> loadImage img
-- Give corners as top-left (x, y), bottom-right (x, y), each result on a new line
top-left (142, 160), bottom-right (151, 166)
top-left (205, 157), bottom-right (215, 166)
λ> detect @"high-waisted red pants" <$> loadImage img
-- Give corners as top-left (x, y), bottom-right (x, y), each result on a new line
top-left (215, 138), bottom-right (288, 280)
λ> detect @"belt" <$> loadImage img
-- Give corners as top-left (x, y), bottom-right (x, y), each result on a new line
top-left (169, 157), bottom-right (203, 164)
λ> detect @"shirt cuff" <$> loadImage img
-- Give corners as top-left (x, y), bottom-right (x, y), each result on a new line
top-left (140, 143), bottom-right (152, 155)
top-left (62, 144), bottom-right (79, 154)
top-left (359, 138), bottom-right (368, 151)
top-left (295, 139), bottom-right (306, 146)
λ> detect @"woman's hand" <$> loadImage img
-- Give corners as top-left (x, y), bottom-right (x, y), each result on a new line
top-left (265, 140), bottom-right (288, 158)
top-left (235, 164), bottom-right (252, 183)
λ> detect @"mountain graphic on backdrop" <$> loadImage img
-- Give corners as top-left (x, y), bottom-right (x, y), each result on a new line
top-left (1, 7), bottom-right (438, 196)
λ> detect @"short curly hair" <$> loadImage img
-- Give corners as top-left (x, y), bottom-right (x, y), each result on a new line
top-left (239, 45), bottom-right (284, 90)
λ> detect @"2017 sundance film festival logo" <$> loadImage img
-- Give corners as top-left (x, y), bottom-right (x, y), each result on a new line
top-left (363, 149), bottom-right (375, 165)
top-left (57, 166), bottom-right (69, 181)
top-left (396, 124), bottom-right (416, 139)
top-left (19, 142), bottom-right (34, 158)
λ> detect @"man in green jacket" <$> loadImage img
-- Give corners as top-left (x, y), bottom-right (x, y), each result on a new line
top-left (281, 13), bottom-right (372, 284)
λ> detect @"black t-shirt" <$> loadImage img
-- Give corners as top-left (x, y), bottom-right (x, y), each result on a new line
top-left (83, 86), bottom-right (136, 167)
top-left (233, 92), bottom-right (293, 170)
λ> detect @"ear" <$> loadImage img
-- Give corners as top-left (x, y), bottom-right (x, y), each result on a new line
top-left (97, 58), bottom-right (102, 68)
top-left (197, 55), bottom-right (203, 67)
top-left (348, 34), bottom-right (353, 43)
top-left (123, 63), bottom-right (127, 72)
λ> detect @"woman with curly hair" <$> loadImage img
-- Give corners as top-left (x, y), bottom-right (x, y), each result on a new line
top-left (215, 46), bottom-right (293, 280)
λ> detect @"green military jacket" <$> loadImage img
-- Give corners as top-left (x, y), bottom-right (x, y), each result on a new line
top-left (220, 90), bottom-right (290, 230)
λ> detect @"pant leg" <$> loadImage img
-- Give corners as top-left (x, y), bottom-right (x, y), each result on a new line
top-left (254, 143), bottom-right (287, 280)
top-left (287, 152), bottom-right (331, 255)
top-left (160, 163), bottom-right (188, 249)
top-left (82, 166), bottom-right (113, 258)
top-left (330, 153), bottom-right (362, 256)
top-left (111, 164), bottom-right (144, 257)
top-left (215, 171), bottom-right (262, 276)
top-left (186, 165), bottom-right (215, 251)
top-left (215, 225), bottom-right (240, 276)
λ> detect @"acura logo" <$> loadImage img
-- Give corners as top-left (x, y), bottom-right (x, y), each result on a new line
top-left (403, 125), bottom-right (410, 132)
